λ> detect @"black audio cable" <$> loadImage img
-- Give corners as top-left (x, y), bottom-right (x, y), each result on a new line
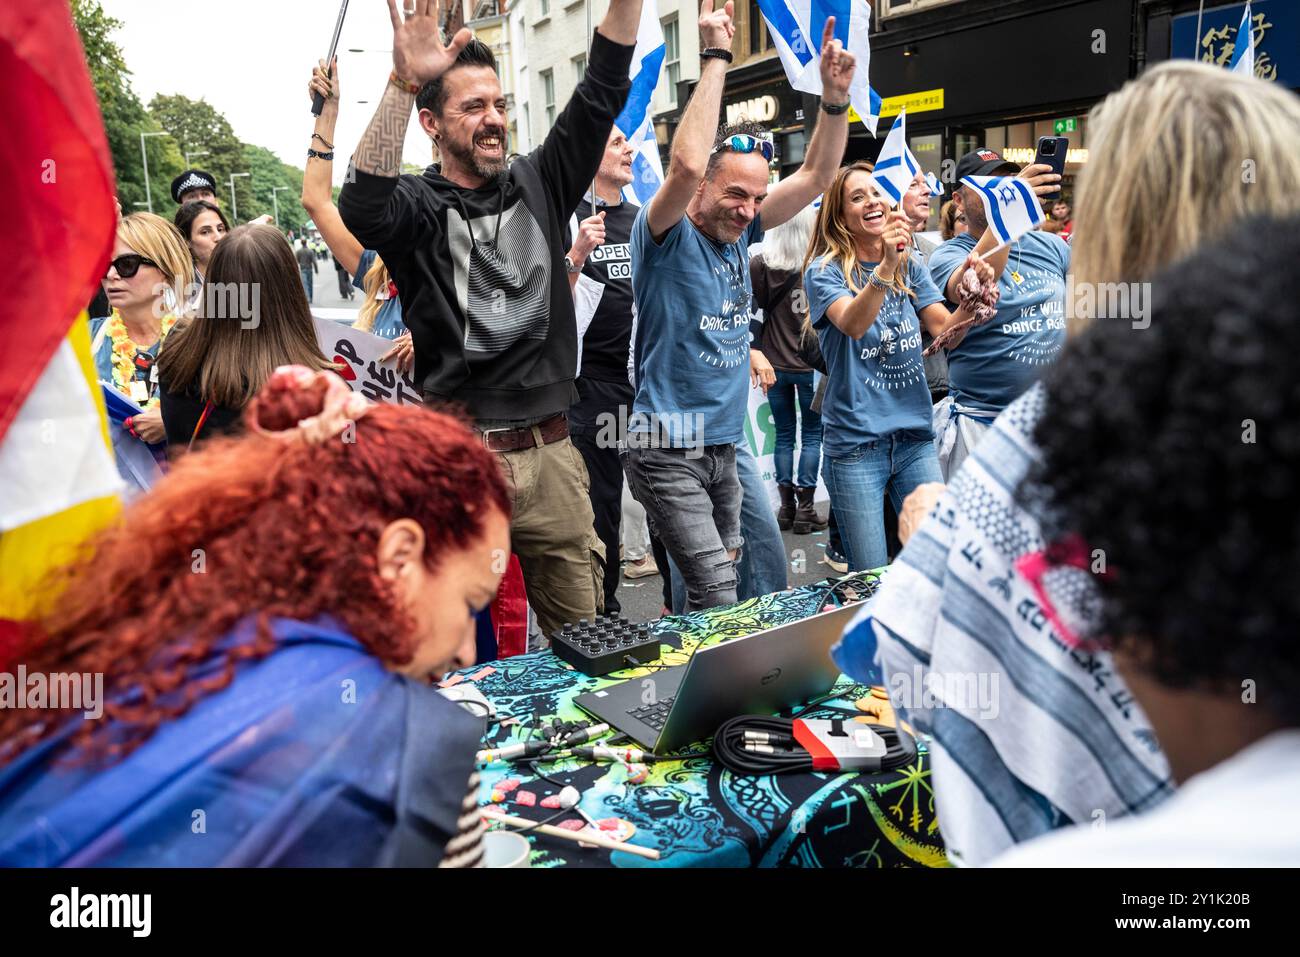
top-left (711, 714), bottom-right (917, 775)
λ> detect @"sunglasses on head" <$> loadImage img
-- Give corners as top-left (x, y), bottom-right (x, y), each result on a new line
top-left (713, 134), bottom-right (775, 163)
top-left (109, 254), bottom-right (159, 279)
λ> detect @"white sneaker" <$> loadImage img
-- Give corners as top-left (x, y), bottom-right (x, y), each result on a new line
top-left (623, 556), bottom-right (660, 580)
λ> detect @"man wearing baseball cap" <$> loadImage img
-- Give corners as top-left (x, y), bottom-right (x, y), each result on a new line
top-left (926, 149), bottom-right (1066, 478)
top-left (171, 169), bottom-right (218, 206)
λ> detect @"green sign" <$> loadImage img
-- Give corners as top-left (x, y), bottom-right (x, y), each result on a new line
top-left (1053, 117), bottom-right (1077, 135)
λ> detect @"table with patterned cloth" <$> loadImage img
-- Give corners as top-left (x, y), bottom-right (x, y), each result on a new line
top-left (462, 574), bottom-right (947, 868)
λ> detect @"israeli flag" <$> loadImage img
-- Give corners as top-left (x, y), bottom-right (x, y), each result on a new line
top-left (755, 0), bottom-right (881, 135)
top-left (869, 110), bottom-right (919, 206)
top-left (614, 1), bottom-right (667, 204)
top-left (960, 175), bottom-right (1045, 250)
top-left (1228, 2), bottom-right (1255, 76)
top-left (926, 172), bottom-right (943, 196)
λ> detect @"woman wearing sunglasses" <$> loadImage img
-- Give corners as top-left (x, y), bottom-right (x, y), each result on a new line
top-left (802, 161), bottom-right (995, 572)
top-left (90, 213), bottom-right (195, 447)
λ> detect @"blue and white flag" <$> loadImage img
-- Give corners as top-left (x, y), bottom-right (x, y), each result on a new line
top-left (869, 109), bottom-right (919, 206)
top-left (614, 1), bottom-right (667, 204)
top-left (755, 0), bottom-right (881, 135)
top-left (926, 172), bottom-right (943, 196)
top-left (1228, 1), bottom-right (1255, 76)
top-left (960, 175), bottom-right (1045, 250)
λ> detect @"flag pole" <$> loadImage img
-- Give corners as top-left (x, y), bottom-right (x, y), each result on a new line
top-left (587, 0), bottom-right (597, 209)
top-left (1194, 0), bottom-right (1205, 59)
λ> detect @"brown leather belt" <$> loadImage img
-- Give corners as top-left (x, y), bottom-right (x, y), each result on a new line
top-left (476, 413), bottom-right (569, 453)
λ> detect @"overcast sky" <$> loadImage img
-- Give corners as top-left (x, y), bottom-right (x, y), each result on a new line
top-left (103, 0), bottom-right (438, 185)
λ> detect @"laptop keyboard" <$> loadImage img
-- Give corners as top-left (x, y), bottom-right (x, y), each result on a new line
top-left (627, 695), bottom-right (676, 731)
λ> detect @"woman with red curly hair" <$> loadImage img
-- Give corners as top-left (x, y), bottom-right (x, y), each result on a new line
top-left (0, 368), bottom-right (510, 867)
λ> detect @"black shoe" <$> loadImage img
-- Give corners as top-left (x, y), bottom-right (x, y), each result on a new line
top-left (793, 486), bottom-right (828, 534)
top-left (776, 482), bottom-right (795, 531)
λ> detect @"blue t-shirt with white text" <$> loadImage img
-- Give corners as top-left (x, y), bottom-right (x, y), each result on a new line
top-left (928, 231), bottom-right (1070, 412)
top-left (806, 255), bottom-right (944, 455)
top-left (629, 208), bottom-right (763, 447)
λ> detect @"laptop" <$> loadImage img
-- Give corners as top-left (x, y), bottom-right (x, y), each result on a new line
top-left (574, 602), bottom-right (859, 754)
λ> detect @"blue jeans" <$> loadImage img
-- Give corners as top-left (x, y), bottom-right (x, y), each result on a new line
top-left (668, 444), bottom-right (789, 613)
top-left (767, 370), bottom-right (822, 487)
top-left (824, 435), bottom-right (942, 572)
top-left (300, 268), bottom-right (314, 302)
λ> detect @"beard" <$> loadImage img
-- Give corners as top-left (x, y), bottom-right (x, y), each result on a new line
top-left (442, 131), bottom-right (507, 180)
top-left (699, 205), bottom-right (747, 244)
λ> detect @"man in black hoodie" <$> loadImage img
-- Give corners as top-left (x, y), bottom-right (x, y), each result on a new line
top-left (340, 0), bottom-right (643, 638)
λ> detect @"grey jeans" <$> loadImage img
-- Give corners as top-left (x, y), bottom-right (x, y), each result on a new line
top-left (622, 444), bottom-right (744, 611)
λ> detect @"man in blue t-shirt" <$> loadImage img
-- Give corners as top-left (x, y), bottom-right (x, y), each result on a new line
top-left (927, 147), bottom-right (1068, 478)
top-left (623, 5), bottom-right (858, 610)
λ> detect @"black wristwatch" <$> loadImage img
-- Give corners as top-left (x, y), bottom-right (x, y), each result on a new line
top-left (820, 98), bottom-right (850, 115)
top-left (700, 47), bottom-right (734, 64)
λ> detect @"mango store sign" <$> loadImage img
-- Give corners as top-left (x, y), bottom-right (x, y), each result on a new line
top-left (726, 94), bottom-right (780, 126)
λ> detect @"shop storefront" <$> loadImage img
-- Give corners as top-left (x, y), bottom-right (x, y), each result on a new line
top-left (856, 0), bottom-right (1134, 225)
top-left (1161, 0), bottom-right (1297, 89)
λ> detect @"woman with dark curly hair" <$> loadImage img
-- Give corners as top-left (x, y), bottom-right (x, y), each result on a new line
top-left (835, 60), bottom-right (1300, 867)
top-left (0, 368), bottom-right (510, 867)
top-left (996, 214), bottom-right (1300, 865)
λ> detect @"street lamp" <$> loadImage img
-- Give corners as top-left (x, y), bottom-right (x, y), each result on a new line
top-left (185, 149), bottom-right (210, 167)
top-left (229, 172), bottom-right (251, 221)
top-left (271, 186), bottom-right (292, 227)
top-left (139, 130), bottom-right (169, 213)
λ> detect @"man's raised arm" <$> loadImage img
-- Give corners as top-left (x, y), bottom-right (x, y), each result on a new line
top-left (761, 18), bottom-right (855, 229)
top-left (350, 0), bottom-right (471, 177)
top-left (597, 0), bottom-right (642, 44)
top-left (645, 0), bottom-right (735, 242)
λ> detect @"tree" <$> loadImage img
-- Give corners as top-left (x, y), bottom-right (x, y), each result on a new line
top-left (239, 144), bottom-right (310, 233)
top-left (148, 93), bottom-right (244, 203)
top-left (74, 0), bottom-right (312, 230)
top-left (72, 0), bottom-right (182, 214)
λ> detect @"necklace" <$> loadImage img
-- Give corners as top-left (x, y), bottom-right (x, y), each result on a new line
top-left (697, 224), bottom-right (750, 315)
top-left (106, 309), bottom-right (177, 406)
top-left (1009, 242), bottom-right (1025, 286)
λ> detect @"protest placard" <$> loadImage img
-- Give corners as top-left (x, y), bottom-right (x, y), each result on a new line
top-left (312, 317), bottom-right (422, 406)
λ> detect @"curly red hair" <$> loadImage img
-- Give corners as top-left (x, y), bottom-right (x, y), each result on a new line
top-left (0, 375), bottom-right (510, 763)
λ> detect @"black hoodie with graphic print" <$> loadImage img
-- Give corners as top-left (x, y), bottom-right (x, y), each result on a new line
top-left (339, 33), bottom-right (634, 422)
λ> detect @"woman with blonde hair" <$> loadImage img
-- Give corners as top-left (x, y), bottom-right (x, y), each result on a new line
top-left (801, 161), bottom-right (995, 571)
top-left (299, 58), bottom-right (411, 359)
top-left (846, 61), bottom-right (1300, 867)
top-left (91, 212), bottom-right (195, 448)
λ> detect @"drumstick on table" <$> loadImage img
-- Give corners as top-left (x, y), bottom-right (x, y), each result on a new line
top-left (481, 808), bottom-right (661, 861)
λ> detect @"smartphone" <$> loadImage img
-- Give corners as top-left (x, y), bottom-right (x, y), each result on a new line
top-left (1033, 136), bottom-right (1069, 201)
